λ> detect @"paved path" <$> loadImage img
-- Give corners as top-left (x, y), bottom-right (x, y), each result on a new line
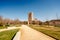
top-left (13, 30), bottom-right (21, 40)
top-left (20, 25), bottom-right (56, 40)
top-left (0, 27), bottom-right (20, 32)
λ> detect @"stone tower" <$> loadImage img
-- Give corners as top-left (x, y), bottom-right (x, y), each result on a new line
top-left (28, 12), bottom-right (33, 25)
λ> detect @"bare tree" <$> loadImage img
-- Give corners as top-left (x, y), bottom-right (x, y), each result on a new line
top-left (0, 16), bottom-right (3, 26)
top-left (13, 19), bottom-right (20, 24)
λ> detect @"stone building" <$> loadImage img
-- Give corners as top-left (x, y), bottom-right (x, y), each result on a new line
top-left (28, 12), bottom-right (33, 25)
top-left (49, 19), bottom-right (60, 26)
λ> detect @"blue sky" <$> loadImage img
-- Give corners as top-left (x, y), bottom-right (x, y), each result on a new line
top-left (0, 0), bottom-right (60, 21)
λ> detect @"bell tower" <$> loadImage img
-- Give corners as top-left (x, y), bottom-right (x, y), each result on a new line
top-left (28, 12), bottom-right (33, 25)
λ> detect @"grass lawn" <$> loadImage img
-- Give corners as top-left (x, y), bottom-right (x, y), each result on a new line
top-left (0, 26), bottom-right (5, 29)
top-left (29, 25), bottom-right (60, 40)
top-left (0, 29), bottom-right (19, 40)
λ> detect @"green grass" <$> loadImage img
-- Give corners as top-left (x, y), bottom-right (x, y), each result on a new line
top-left (0, 29), bottom-right (19, 40)
top-left (30, 25), bottom-right (60, 40)
top-left (0, 26), bottom-right (5, 29)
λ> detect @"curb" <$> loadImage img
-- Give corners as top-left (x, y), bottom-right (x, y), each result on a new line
top-left (13, 30), bottom-right (21, 40)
